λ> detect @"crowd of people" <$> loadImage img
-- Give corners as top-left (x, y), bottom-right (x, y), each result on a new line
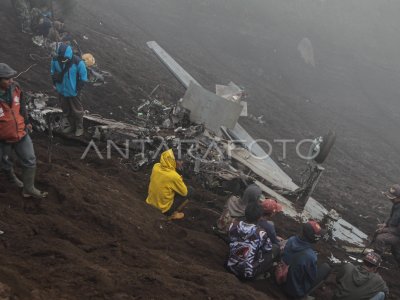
top-left (145, 149), bottom-right (398, 299)
top-left (11, 0), bottom-right (69, 43)
top-left (0, 1), bottom-right (102, 198)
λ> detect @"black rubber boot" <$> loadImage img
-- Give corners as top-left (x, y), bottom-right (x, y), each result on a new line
top-left (22, 168), bottom-right (48, 199)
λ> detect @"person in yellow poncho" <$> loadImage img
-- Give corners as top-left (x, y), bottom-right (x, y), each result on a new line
top-left (146, 149), bottom-right (189, 220)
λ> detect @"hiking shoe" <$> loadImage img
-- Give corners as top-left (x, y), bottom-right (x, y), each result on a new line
top-left (75, 128), bottom-right (84, 137)
top-left (170, 211), bottom-right (184, 220)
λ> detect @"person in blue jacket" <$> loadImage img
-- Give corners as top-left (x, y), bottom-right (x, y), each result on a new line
top-left (51, 43), bottom-right (87, 136)
top-left (282, 220), bottom-right (332, 299)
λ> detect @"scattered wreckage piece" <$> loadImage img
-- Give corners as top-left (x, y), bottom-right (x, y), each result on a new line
top-left (27, 92), bottom-right (146, 142)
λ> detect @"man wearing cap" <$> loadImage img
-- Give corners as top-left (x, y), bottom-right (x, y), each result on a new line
top-left (333, 251), bottom-right (389, 300)
top-left (281, 220), bottom-right (332, 298)
top-left (373, 184), bottom-right (400, 264)
top-left (258, 198), bottom-right (283, 246)
top-left (0, 63), bottom-right (47, 198)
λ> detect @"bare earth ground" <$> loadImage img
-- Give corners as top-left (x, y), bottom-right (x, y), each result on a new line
top-left (0, 0), bottom-right (399, 299)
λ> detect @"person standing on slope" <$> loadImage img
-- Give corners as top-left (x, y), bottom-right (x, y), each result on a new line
top-left (0, 63), bottom-right (47, 198)
top-left (51, 43), bottom-right (87, 136)
top-left (373, 184), bottom-right (400, 265)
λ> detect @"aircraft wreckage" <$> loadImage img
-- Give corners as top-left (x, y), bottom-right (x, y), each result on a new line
top-left (26, 41), bottom-right (367, 250)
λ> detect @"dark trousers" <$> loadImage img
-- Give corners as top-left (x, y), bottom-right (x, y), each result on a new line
top-left (60, 95), bottom-right (84, 130)
top-left (254, 244), bottom-right (280, 277)
top-left (307, 263), bottom-right (332, 295)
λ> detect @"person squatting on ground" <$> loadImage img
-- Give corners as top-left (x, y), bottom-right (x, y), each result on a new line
top-left (51, 43), bottom-right (87, 137)
top-left (333, 251), bottom-right (389, 300)
top-left (146, 149), bottom-right (191, 220)
top-left (227, 202), bottom-right (280, 280)
top-left (372, 184), bottom-right (400, 265)
top-left (258, 198), bottom-right (284, 247)
top-left (281, 220), bottom-right (331, 299)
top-left (0, 63), bottom-right (47, 198)
top-left (217, 183), bottom-right (262, 233)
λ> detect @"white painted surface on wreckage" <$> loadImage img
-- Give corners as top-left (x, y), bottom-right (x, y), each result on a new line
top-left (147, 41), bottom-right (200, 88)
top-left (230, 148), bottom-right (296, 190)
top-left (230, 124), bottom-right (297, 190)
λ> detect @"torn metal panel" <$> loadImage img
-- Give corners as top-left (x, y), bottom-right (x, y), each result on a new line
top-left (215, 82), bottom-right (242, 103)
top-left (181, 82), bottom-right (243, 135)
top-left (303, 197), bottom-right (328, 220)
top-left (147, 41), bottom-right (200, 88)
top-left (230, 123), bottom-right (296, 189)
top-left (215, 82), bottom-right (247, 116)
top-left (230, 148), bottom-right (296, 190)
top-left (240, 101), bottom-right (248, 117)
top-left (84, 115), bottom-right (145, 132)
top-left (330, 218), bottom-right (368, 247)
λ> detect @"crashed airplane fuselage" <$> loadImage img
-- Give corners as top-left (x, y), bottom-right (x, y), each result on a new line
top-left (146, 40), bottom-right (368, 247)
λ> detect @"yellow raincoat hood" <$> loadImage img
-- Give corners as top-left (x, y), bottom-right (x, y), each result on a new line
top-left (146, 149), bottom-right (188, 213)
top-left (159, 149), bottom-right (176, 170)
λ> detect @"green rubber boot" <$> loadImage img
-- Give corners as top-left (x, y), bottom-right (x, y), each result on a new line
top-left (3, 168), bottom-right (24, 188)
top-left (22, 168), bottom-right (48, 199)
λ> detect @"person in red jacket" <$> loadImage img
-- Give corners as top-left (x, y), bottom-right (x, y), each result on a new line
top-left (0, 63), bottom-right (47, 198)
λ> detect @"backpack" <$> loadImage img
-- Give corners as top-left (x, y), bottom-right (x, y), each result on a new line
top-left (52, 55), bottom-right (82, 85)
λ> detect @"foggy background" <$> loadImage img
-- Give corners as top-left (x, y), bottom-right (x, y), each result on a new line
top-left (71, 0), bottom-right (400, 228)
